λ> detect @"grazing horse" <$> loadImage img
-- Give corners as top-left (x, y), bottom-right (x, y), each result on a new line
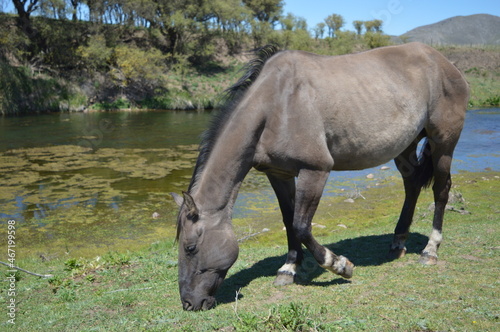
top-left (172, 42), bottom-right (469, 311)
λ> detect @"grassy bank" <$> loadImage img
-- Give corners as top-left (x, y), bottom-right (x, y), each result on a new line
top-left (465, 73), bottom-right (500, 107)
top-left (437, 45), bottom-right (500, 108)
top-left (1, 171), bottom-right (498, 331)
top-left (0, 56), bottom-right (242, 114)
top-left (2, 44), bottom-right (499, 115)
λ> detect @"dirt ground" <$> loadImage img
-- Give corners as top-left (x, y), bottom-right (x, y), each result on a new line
top-left (438, 46), bottom-right (500, 73)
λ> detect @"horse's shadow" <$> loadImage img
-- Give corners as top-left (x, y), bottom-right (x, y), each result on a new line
top-left (217, 232), bottom-right (428, 305)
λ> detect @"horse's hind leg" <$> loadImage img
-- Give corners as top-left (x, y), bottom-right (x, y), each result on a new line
top-left (419, 150), bottom-right (454, 265)
top-left (419, 106), bottom-right (464, 265)
top-left (389, 139), bottom-right (426, 259)
top-left (266, 174), bottom-right (302, 286)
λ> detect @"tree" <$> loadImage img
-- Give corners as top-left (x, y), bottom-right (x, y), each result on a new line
top-left (279, 13), bottom-right (308, 49)
top-left (68, 0), bottom-right (80, 21)
top-left (324, 14), bottom-right (344, 38)
top-left (364, 19), bottom-right (383, 33)
top-left (372, 19), bottom-right (383, 32)
top-left (208, 0), bottom-right (250, 53)
top-left (243, 0), bottom-right (283, 26)
top-left (250, 19), bottom-right (272, 47)
top-left (12, 0), bottom-right (44, 59)
top-left (85, 0), bottom-right (104, 23)
top-left (280, 12), bottom-right (306, 31)
top-left (280, 12), bottom-right (294, 31)
top-left (37, 0), bottom-right (67, 20)
top-left (12, 0), bottom-right (39, 36)
top-left (313, 22), bottom-right (325, 40)
top-left (353, 20), bottom-right (363, 35)
top-left (149, 0), bottom-right (216, 57)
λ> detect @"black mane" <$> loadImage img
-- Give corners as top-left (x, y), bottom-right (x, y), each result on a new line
top-left (187, 45), bottom-right (280, 191)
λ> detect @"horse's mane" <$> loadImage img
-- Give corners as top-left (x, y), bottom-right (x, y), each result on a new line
top-left (175, 45), bottom-right (280, 241)
top-left (187, 44), bottom-right (280, 192)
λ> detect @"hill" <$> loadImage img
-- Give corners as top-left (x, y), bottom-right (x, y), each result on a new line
top-left (400, 14), bottom-right (500, 45)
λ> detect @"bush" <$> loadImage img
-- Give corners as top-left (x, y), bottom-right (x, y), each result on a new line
top-left (77, 34), bottom-right (113, 71)
top-left (110, 44), bottom-right (166, 88)
top-left (364, 31), bottom-right (391, 49)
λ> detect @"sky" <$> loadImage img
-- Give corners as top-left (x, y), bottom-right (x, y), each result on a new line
top-left (283, 0), bottom-right (500, 36)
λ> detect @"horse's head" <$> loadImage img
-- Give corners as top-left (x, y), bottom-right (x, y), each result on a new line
top-left (172, 192), bottom-right (239, 311)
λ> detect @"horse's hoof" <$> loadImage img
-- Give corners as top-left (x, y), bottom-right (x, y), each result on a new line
top-left (322, 255), bottom-right (354, 279)
top-left (340, 258), bottom-right (354, 279)
top-left (388, 247), bottom-right (407, 260)
top-left (419, 252), bottom-right (438, 265)
top-left (273, 273), bottom-right (294, 286)
top-left (334, 255), bottom-right (354, 279)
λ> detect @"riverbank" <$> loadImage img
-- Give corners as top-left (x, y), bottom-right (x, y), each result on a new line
top-left (437, 45), bottom-right (500, 107)
top-left (1, 44), bottom-right (499, 115)
top-left (2, 170), bottom-right (498, 330)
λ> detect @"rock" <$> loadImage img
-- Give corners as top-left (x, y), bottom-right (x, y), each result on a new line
top-left (152, 212), bottom-right (160, 219)
top-left (381, 166), bottom-right (390, 170)
top-left (366, 173), bottom-right (374, 179)
top-left (344, 198), bottom-right (355, 203)
top-left (337, 224), bottom-right (348, 229)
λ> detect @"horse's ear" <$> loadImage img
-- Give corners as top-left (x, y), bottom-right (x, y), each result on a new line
top-left (182, 191), bottom-right (199, 220)
top-left (171, 192), bottom-right (184, 207)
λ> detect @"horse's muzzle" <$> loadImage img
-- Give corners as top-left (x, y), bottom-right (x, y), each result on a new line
top-left (182, 296), bottom-right (215, 311)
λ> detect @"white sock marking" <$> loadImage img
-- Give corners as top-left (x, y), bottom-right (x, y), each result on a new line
top-left (278, 263), bottom-right (297, 275)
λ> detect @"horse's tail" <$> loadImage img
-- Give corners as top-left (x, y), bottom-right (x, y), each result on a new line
top-left (415, 138), bottom-right (434, 189)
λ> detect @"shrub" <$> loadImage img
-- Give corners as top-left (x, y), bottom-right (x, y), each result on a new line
top-left (110, 44), bottom-right (166, 88)
top-left (77, 34), bottom-right (113, 71)
top-left (364, 31), bottom-right (391, 49)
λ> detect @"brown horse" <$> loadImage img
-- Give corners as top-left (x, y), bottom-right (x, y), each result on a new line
top-left (172, 42), bottom-right (469, 311)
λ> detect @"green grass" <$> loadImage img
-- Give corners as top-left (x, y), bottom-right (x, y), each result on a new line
top-left (466, 73), bottom-right (500, 107)
top-left (136, 61), bottom-right (242, 111)
top-left (1, 171), bottom-right (499, 331)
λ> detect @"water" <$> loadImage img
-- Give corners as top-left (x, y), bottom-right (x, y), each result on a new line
top-left (452, 109), bottom-right (500, 172)
top-left (0, 111), bottom-right (211, 217)
top-left (0, 109), bottom-right (498, 257)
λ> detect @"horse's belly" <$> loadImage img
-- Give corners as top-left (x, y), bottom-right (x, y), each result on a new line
top-left (331, 147), bottom-right (403, 170)
top-left (328, 120), bottom-right (424, 171)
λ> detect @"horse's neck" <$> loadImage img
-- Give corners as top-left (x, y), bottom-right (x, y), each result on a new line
top-left (191, 112), bottom-right (261, 213)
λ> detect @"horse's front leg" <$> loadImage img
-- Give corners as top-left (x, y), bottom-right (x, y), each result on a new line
top-left (266, 174), bottom-right (302, 286)
top-left (294, 169), bottom-right (354, 279)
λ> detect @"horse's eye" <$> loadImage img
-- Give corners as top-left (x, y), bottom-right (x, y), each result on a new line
top-left (186, 245), bottom-right (197, 254)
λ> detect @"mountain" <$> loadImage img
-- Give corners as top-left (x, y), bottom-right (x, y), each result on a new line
top-left (398, 14), bottom-right (500, 45)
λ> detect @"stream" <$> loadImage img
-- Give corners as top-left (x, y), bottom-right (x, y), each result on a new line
top-left (0, 108), bottom-right (498, 257)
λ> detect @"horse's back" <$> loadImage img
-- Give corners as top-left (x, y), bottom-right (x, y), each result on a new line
top-left (252, 43), bottom-right (468, 173)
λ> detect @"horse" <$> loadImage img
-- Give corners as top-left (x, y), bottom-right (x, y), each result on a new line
top-left (172, 42), bottom-right (469, 311)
